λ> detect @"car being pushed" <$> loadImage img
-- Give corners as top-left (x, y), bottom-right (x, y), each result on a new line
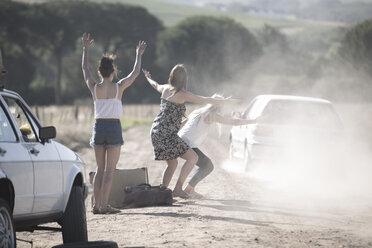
top-left (0, 88), bottom-right (89, 247)
top-left (229, 94), bottom-right (344, 170)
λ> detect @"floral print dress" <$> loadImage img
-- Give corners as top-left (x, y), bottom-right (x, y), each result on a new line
top-left (150, 98), bottom-right (189, 160)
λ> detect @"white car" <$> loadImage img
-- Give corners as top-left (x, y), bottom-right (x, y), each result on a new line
top-left (229, 94), bottom-right (344, 170)
top-left (0, 88), bottom-right (89, 247)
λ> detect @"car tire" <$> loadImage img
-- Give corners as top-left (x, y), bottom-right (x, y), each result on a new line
top-left (60, 185), bottom-right (88, 244)
top-left (52, 241), bottom-right (118, 248)
top-left (0, 198), bottom-right (16, 248)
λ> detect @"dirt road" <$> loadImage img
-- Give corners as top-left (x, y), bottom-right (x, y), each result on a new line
top-left (17, 125), bottom-right (372, 247)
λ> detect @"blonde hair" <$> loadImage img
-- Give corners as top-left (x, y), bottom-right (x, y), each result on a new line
top-left (168, 64), bottom-right (187, 93)
top-left (188, 94), bottom-right (224, 136)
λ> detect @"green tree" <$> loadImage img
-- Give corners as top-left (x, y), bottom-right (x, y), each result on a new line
top-left (0, 1), bottom-right (37, 98)
top-left (339, 19), bottom-right (372, 76)
top-left (23, 3), bottom-right (78, 105)
top-left (257, 24), bottom-right (288, 52)
top-left (56, 1), bottom-right (164, 103)
top-left (156, 16), bottom-right (262, 91)
top-left (1, 0), bottom-right (164, 104)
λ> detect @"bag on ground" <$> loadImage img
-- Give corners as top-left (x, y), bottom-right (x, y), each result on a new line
top-left (89, 167), bottom-right (149, 208)
top-left (123, 184), bottom-right (173, 208)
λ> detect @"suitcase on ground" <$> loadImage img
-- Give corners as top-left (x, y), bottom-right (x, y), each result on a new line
top-left (123, 184), bottom-right (173, 208)
top-left (89, 167), bottom-right (148, 208)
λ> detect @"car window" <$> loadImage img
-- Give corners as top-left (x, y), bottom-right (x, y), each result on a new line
top-left (261, 100), bottom-right (342, 128)
top-left (244, 99), bottom-right (266, 120)
top-left (242, 99), bottom-right (256, 119)
top-left (0, 103), bottom-right (17, 142)
top-left (3, 97), bottom-right (39, 142)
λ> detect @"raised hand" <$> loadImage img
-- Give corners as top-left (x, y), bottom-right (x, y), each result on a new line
top-left (142, 69), bottom-right (151, 79)
top-left (136, 41), bottom-right (147, 56)
top-left (82, 33), bottom-right (94, 49)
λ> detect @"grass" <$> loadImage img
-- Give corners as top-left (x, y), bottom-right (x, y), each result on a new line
top-left (121, 116), bottom-right (152, 131)
top-left (34, 105), bottom-right (156, 151)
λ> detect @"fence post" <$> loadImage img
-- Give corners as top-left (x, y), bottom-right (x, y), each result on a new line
top-left (75, 105), bottom-right (79, 122)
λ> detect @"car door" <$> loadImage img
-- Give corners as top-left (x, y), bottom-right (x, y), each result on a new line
top-left (4, 96), bottom-right (63, 213)
top-left (0, 99), bottom-right (34, 216)
top-left (232, 99), bottom-right (259, 155)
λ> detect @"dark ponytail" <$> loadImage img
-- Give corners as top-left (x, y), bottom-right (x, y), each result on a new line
top-left (98, 54), bottom-right (117, 79)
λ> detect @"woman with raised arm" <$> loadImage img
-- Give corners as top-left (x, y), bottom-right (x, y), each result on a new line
top-left (82, 33), bottom-right (146, 214)
top-left (143, 65), bottom-right (238, 199)
top-left (178, 95), bottom-right (258, 198)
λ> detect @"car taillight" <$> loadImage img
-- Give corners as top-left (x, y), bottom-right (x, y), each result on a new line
top-left (252, 125), bottom-right (274, 136)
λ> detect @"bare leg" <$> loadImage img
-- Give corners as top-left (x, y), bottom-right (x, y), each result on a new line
top-left (93, 146), bottom-right (106, 212)
top-left (101, 145), bottom-right (121, 212)
top-left (184, 184), bottom-right (203, 199)
top-left (184, 184), bottom-right (194, 194)
top-left (184, 148), bottom-right (213, 198)
top-left (173, 149), bottom-right (198, 198)
top-left (162, 159), bottom-right (178, 187)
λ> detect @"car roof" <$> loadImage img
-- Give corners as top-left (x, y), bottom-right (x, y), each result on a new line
top-left (0, 88), bottom-right (22, 98)
top-left (253, 94), bottom-right (332, 105)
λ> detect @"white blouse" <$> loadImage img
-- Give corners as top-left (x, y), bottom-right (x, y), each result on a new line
top-left (178, 112), bottom-right (211, 148)
top-left (94, 84), bottom-right (122, 119)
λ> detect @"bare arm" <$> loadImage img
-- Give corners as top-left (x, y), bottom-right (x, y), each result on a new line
top-left (118, 41), bottom-right (147, 91)
top-left (81, 33), bottom-right (96, 90)
top-left (211, 113), bottom-right (257, 125)
top-left (142, 69), bottom-right (167, 94)
top-left (182, 91), bottom-right (240, 105)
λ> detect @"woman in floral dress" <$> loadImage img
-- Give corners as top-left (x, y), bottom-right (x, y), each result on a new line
top-left (143, 64), bottom-right (238, 198)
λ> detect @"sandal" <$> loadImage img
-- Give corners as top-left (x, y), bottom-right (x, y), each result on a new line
top-left (173, 189), bottom-right (190, 199)
top-left (101, 205), bottom-right (121, 214)
top-left (92, 208), bottom-right (101, 214)
top-left (92, 205), bottom-right (101, 215)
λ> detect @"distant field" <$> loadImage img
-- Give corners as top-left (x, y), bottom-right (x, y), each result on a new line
top-left (101, 0), bottom-right (342, 30)
top-left (99, 0), bottom-right (349, 56)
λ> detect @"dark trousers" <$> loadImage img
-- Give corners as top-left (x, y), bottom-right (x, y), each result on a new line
top-left (188, 148), bottom-right (214, 187)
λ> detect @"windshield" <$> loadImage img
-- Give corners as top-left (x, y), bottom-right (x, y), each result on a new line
top-left (261, 100), bottom-right (343, 128)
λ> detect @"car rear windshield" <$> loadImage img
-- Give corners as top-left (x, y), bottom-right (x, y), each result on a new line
top-left (261, 100), bottom-right (342, 128)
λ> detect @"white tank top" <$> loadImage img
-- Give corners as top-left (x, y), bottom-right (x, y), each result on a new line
top-left (94, 83), bottom-right (122, 119)
top-left (178, 112), bottom-right (211, 148)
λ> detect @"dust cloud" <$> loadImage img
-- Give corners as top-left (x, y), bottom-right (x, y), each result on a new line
top-left (197, 25), bottom-right (372, 215)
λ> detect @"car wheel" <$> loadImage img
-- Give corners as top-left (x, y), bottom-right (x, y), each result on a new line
top-left (52, 241), bottom-right (118, 248)
top-left (60, 185), bottom-right (88, 244)
top-left (0, 198), bottom-right (16, 248)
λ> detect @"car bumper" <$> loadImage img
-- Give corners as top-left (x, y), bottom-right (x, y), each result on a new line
top-left (249, 143), bottom-right (277, 161)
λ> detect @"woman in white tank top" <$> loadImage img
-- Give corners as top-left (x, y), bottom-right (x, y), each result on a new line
top-left (178, 94), bottom-right (258, 198)
top-left (82, 33), bottom-right (146, 214)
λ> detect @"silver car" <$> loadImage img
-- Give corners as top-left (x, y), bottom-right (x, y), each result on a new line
top-left (0, 88), bottom-right (89, 247)
top-left (229, 94), bottom-right (344, 170)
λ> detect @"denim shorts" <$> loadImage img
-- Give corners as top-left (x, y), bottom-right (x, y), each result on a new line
top-left (90, 119), bottom-right (124, 147)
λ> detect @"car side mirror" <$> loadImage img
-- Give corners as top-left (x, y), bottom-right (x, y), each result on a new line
top-left (231, 111), bottom-right (242, 118)
top-left (39, 126), bottom-right (56, 143)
